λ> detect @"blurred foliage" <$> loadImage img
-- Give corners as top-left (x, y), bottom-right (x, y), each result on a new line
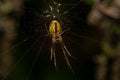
top-left (0, 1), bottom-right (13, 16)
top-left (85, 0), bottom-right (94, 5)
top-left (102, 42), bottom-right (113, 57)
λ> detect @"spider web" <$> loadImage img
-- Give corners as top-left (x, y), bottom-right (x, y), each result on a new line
top-left (1, 0), bottom-right (101, 80)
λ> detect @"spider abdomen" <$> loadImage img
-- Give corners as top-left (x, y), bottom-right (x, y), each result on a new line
top-left (49, 20), bottom-right (62, 35)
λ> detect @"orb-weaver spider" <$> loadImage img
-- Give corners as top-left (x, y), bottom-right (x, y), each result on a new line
top-left (41, 0), bottom-right (82, 71)
top-left (48, 19), bottom-right (73, 71)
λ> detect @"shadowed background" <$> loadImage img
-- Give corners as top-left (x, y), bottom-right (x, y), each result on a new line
top-left (0, 0), bottom-right (120, 80)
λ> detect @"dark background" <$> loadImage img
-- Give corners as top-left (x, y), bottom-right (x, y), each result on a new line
top-left (6, 0), bottom-right (102, 80)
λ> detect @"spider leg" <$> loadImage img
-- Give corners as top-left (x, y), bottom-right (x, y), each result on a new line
top-left (51, 43), bottom-right (57, 69)
top-left (61, 42), bottom-right (74, 58)
top-left (53, 50), bottom-right (57, 69)
top-left (60, 27), bottom-right (70, 35)
top-left (45, 24), bottom-right (49, 34)
top-left (50, 43), bottom-right (53, 61)
top-left (44, 24), bottom-right (50, 36)
top-left (61, 42), bottom-right (73, 72)
top-left (60, 30), bottom-right (67, 35)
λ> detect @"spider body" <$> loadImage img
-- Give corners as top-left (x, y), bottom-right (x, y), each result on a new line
top-left (49, 20), bottom-right (62, 43)
top-left (43, 0), bottom-right (79, 71)
top-left (48, 19), bottom-right (73, 71)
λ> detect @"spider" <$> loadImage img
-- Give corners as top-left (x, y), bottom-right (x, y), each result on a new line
top-left (48, 19), bottom-right (73, 71)
top-left (41, 1), bottom-right (78, 71)
top-left (32, 0), bottom-right (82, 71)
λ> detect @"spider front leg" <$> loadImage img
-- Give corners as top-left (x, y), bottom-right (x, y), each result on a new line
top-left (50, 42), bottom-right (57, 69)
top-left (61, 41), bottom-right (74, 58)
top-left (61, 41), bottom-right (73, 72)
